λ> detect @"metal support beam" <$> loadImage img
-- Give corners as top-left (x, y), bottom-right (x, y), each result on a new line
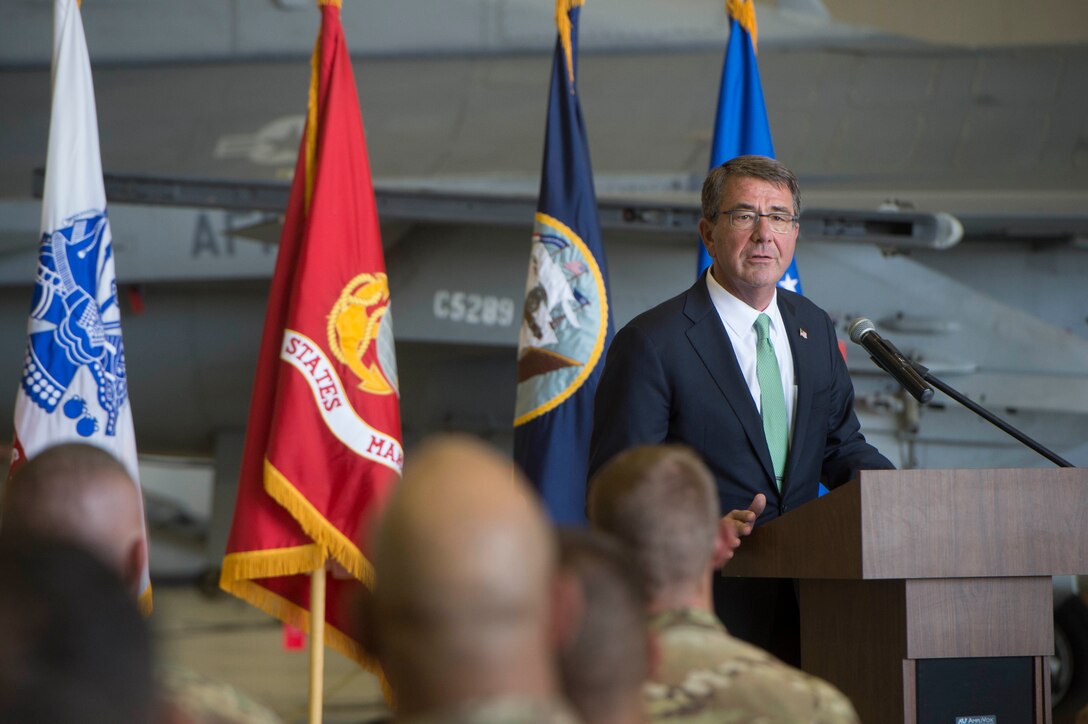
top-left (33, 169), bottom-right (963, 248)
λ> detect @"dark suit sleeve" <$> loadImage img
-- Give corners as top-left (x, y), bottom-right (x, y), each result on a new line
top-left (588, 322), bottom-right (671, 481)
top-left (819, 313), bottom-right (895, 489)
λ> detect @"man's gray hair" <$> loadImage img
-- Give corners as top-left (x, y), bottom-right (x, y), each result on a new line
top-left (701, 154), bottom-right (801, 219)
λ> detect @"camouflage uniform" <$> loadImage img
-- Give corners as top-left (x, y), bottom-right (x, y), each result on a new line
top-left (644, 608), bottom-right (859, 723)
top-left (399, 696), bottom-right (582, 724)
top-left (158, 665), bottom-right (283, 723)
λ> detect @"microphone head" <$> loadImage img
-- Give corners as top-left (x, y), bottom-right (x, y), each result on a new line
top-left (847, 317), bottom-right (876, 344)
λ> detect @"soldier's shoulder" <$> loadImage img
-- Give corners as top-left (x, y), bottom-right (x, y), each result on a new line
top-left (646, 659), bottom-right (858, 723)
top-left (403, 697), bottom-right (582, 724)
top-left (647, 612), bottom-right (859, 723)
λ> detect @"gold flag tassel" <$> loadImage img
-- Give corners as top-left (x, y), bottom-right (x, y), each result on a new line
top-left (556, 0), bottom-right (586, 94)
top-left (727, 0), bottom-right (759, 52)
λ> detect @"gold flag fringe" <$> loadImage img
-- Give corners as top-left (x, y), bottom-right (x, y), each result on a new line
top-left (727, 0), bottom-right (759, 52)
top-left (219, 460), bottom-right (380, 674)
top-left (304, 33), bottom-right (321, 213)
top-left (219, 556), bottom-right (387, 688)
top-left (137, 586), bottom-right (153, 617)
top-left (556, 0), bottom-right (586, 93)
top-left (262, 459), bottom-right (375, 586)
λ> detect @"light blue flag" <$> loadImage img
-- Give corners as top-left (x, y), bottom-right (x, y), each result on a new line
top-left (697, 2), bottom-right (802, 296)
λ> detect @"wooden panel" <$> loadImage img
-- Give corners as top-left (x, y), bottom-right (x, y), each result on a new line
top-left (904, 577), bottom-right (1053, 658)
top-left (725, 468), bottom-right (1088, 580)
top-left (860, 468), bottom-right (1088, 579)
top-left (800, 579), bottom-right (908, 723)
top-left (1035, 655), bottom-right (1052, 724)
top-left (723, 478), bottom-right (864, 579)
top-left (902, 659), bottom-right (917, 724)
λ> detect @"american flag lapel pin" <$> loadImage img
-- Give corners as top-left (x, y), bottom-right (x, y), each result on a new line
top-left (799, 327), bottom-right (808, 339)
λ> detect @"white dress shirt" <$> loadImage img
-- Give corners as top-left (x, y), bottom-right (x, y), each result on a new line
top-left (705, 271), bottom-right (797, 439)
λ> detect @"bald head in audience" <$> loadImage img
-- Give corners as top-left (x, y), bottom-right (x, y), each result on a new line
top-left (2, 443), bottom-right (146, 598)
top-left (365, 435), bottom-right (578, 720)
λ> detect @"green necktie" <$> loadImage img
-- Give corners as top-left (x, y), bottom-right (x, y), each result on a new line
top-left (754, 313), bottom-right (788, 490)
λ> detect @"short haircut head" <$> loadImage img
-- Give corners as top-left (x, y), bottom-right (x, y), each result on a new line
top-left (372, 434), bottom-right (556, 626)
top-left (368, 434), bottom-right (560, 713)
top-left (2, 443), bottom-right (144, 591)
top-left (701, 154), bottom-right (801, 219)
top-left (4, 442), bottom-right (135, 535)
top-left (6, 442), bottom-right (131, 487)
top-left (557, 528), bottom-right (648, 724)
top-left (0, 539), bottom-right (154, 723)
top-left (587, 445), bottom-right (719, 599)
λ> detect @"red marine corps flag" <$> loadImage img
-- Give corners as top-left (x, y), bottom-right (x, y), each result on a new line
top-left (220, 0), bottom-right (402, 672)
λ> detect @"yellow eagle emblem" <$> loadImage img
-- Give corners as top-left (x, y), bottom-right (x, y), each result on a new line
top-left (327, 273), bottom-right (397, 396)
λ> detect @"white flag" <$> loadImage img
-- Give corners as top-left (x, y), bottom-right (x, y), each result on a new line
top-left (12, 0), bottom-right (151, 612)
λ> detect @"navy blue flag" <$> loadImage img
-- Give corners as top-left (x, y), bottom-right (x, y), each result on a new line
top-left (514, 0), bottom-right (613, 524)
top-left (697, 0), bottom-right (802, 295)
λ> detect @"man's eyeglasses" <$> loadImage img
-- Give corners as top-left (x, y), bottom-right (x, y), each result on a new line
top-left (710, 209), bottom-right (798, 233)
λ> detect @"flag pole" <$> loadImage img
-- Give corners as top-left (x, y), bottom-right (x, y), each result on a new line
top-left (309, 566), bottom-right (326, 724)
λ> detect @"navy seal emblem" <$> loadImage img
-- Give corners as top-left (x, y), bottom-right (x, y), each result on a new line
top-left (21, 210), bottom-right (128, 438)
top-left (514, 212), bottom-right (609, 424)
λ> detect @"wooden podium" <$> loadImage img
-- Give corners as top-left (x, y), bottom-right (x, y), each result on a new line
top-left (723, 468), bottom-right (1088, 723)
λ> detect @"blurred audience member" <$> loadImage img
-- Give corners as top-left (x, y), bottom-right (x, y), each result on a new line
top-left (2, 442), bottom-right (281, 724)
top-left (2, 442), bottom-right (146, 598)
top-left (557, 528), bottom-right (650, 724)
top-left (588, 445), bottom-right (859, 723)
top-left (0, 538), bottom-right (155, 723)
top-left (154, 665), bottom-right (282, 724)
top-left (362, 434), bottom-right (581, 723)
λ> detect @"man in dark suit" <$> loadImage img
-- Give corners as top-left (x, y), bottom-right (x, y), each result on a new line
top-left (588, 155), bottom-right (893, 665)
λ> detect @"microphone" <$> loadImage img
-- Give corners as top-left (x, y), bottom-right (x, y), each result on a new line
top-left (847, 318), bottom-right (934, 403)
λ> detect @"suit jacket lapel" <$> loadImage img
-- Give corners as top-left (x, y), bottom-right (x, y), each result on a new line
top-left (683, 276), bottom-right (776, 486)
top-left (778, 294), bottom-right (812, 496)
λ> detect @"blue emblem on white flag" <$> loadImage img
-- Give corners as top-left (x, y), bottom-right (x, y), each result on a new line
top-left (22, 210), bottom-right (127, 438)
top-left (12, 0), bottom-right (151, 611)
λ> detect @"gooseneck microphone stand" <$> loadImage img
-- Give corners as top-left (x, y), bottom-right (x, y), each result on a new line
top-left (908, 359), bottom-right (1074, 468)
